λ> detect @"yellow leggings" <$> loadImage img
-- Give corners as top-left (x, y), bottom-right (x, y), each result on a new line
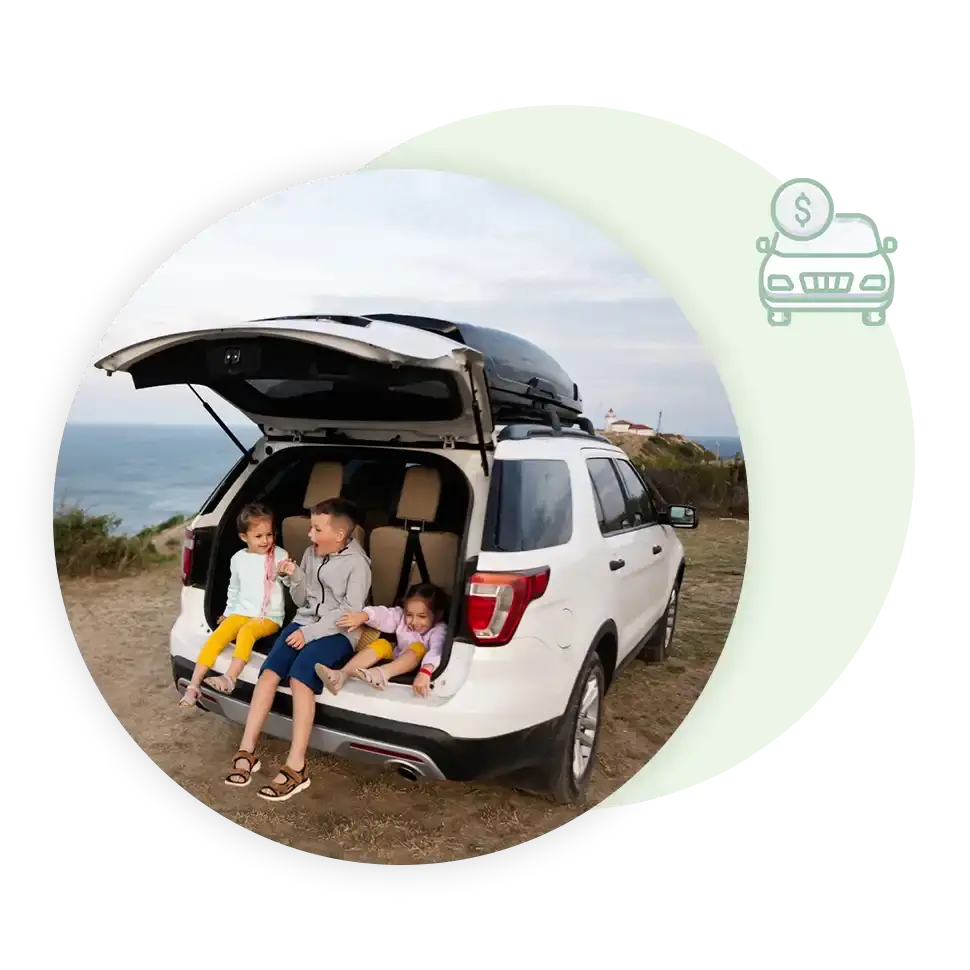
top-left (197, 615), bottom-right (281, 668)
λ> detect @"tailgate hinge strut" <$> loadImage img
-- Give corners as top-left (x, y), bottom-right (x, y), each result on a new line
top-left (187, 384), bottom-right (256, 464)
top-left (465, 362), bottom-right (490, 478)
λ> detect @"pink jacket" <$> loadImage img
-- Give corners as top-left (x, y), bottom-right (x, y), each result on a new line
top-left (363, 605), bottom-right (447, 673)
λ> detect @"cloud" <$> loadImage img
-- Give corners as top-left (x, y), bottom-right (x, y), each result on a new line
top-left (72, 171), bottom-right (738, 435)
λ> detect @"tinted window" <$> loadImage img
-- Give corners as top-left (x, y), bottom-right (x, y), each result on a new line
top-left (587, 458), bottom-right (630, 534)
top-left (482, 459), bottom-right (572, 552)
top-left (615, 459), bottom-right (657, 526)
top-left (126, 336), bottom-right (464, 423)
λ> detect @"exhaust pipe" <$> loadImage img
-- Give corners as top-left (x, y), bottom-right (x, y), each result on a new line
top-left (390, 762), bottom-right (420, 781)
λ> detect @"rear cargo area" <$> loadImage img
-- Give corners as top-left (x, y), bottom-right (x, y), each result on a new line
top-left (203, 444), bottom-right (473, 682)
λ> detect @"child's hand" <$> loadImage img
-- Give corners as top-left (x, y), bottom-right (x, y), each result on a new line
top-left (286, 628), bottom-right (306, 650)
top-left (337, 611), bottom-right (368, 631)
top-left (277, 559), bottom-right (297, 577)
top-left (217, 615), bottom-right (226, 625)
top-left (413, 671), bottom-right (432, 697)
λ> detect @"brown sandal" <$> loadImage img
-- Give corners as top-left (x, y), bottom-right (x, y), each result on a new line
top-left (257, 764), bottom-right (311, 802)
top-left (224, 749), bottom-right (261, 787)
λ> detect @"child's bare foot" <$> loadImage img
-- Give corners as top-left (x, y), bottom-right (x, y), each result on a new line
top-left (314, 663), bottom-right (348, 695)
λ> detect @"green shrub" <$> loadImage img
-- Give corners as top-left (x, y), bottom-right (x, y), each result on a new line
top-left (600, 430), bottom-right (748, 515)
top-left (637, 461), bottom-right (748, 517)
top-left (136, 514), bottom-right (187, 538)
top-left (54, 505), bottom-right (174, 577)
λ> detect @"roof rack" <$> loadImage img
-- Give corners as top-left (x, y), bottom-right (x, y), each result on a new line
top-left (496, 409), bottom-right (609, 443)
top-left (497, 425), bottom-right (612, 443)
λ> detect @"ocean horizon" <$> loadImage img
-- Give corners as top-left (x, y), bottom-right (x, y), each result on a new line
top-left (55, 423), bottom-right (743, 534)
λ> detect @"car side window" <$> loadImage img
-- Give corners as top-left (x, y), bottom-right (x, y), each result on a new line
top-left (587, 458), bottom-right (631, 534)
top-left (615, 459), bottom-right (658, 526)
top-left (481, 459), bottom-right (573, 552)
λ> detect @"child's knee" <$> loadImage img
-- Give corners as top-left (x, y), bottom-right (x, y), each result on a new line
top-left (259, 667), bottom-right (282, 686)
top-left (369, 638), bottom-right (395, 663)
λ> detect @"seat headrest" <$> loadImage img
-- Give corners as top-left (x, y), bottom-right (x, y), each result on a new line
top-left (396, 466), bottom-right (441, 523)
top-left (304, 462), bottom-right (343, 508)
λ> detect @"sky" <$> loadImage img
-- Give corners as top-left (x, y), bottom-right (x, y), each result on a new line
top-left (71, 170), bottom-right (738, 436)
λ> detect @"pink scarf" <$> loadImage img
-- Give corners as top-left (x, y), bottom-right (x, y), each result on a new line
top-left (259, 542), bottom-right (277, 618)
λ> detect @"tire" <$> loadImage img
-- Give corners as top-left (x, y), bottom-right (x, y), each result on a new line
top-left (640, 582), bottom-right (679, 663)
top-left (543, 649), bottom-right (606, 805)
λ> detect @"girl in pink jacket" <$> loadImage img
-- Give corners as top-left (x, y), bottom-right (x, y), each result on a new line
top-left (318, 583), bottom-right (448, 697)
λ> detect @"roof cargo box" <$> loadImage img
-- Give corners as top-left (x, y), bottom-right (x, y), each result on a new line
top-left (363, 313), bottom-right (583, 424)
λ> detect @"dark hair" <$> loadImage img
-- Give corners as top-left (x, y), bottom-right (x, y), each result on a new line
top-left (310, 496), bottom-right (361, 537)
top-left (402, 582), bottom-right (448, 622)
top-left (236, 502), bottom-right (274, 534)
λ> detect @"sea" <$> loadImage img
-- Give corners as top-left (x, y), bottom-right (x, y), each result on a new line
top-left (689, 436), bottom-right (745, 461)
top-left (54, 424), bottom-right (261, 534)
top-left (54, 424), bottom-right (745, 535)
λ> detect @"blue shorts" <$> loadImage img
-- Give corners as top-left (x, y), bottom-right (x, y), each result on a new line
top-left (260, 622), bottom-right (354, 694)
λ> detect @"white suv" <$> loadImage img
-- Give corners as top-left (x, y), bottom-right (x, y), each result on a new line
top-left (97, 313), bottom-right (697, 803)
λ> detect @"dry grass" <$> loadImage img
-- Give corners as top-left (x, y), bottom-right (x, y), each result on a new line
top-left (60, 517), bottom-right (747, 863)
top-left (53, 508), bottom-right (187, 577)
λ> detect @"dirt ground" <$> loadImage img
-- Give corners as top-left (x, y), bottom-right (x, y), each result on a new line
top-left (60, 518), bottom-right (747, 864)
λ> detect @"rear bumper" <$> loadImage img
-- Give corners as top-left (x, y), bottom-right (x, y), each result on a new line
top-left (172, 658), bottom-right (560, 783)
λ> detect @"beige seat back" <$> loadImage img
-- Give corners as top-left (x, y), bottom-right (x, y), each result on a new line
top-left (368, 466), bottom-right (460, 607)
top-left (281, 462), bottom-right (365, 563)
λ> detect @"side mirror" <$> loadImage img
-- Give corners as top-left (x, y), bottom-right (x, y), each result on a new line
top-left (756, 237), bottom-right (771, 253)
top-left (663, 504), bottom-right (699, 529)
top-left (879, 232), bottom-right (903, 256)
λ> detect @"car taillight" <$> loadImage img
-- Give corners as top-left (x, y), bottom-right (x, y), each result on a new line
top-left (180, 528), bottom-right (195, 585)
top-left (465, 567), bottom-right (550, 646)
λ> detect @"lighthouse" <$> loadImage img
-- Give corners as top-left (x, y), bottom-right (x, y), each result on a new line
top-left (605, 408), bottom-right (616, 432)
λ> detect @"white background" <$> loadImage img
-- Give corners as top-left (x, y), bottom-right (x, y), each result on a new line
top-left (2, 3), bottom-right (967, 967)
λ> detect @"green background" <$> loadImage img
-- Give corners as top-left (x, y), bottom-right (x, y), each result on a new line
top-left (366, 107), bottom-right (914, 807)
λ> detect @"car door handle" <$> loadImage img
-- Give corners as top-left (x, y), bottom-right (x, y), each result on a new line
top-left (652, 545), bottom-right (663, 555)
top-left (609, 559), bottom-right (626, 571)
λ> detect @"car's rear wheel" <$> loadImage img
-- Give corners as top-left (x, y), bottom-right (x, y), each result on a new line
top-left (544, 650), bottom-right (605, 805)
top-left (640, 582), bottom-right (679, 663)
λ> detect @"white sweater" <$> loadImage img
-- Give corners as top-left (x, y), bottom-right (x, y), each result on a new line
top-left (223, 547), bottom-right (289, 626)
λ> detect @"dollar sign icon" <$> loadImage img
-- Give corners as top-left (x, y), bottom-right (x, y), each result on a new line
top-left (770, 179), bottom-right (834, 240)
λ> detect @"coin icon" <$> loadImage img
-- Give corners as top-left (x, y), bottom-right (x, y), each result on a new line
top-left (771, 178), bottom-right (834, 240)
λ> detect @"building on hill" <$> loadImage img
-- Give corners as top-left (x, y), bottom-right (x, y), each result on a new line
top-left (604, 408), bottom-right (656, 437)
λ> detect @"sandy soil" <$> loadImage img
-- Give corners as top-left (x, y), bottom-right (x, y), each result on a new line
top-left (60, 518), bottom-right (747, 864)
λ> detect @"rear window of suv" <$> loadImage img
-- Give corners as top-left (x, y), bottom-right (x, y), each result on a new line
top-left (481, 459), bottom-right (572, 552)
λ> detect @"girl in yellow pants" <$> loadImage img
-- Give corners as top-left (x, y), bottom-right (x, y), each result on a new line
top-left (179, 503), bottom-right (289, 708)
top-left (197, 613), bottom-right (281, 675)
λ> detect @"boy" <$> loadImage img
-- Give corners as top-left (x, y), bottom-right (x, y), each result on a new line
top-left (224, 497), bottom-right (371, 801)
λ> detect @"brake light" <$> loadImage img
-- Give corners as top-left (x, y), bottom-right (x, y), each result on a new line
top-left (180, 528), bottom-right (195, 585)
top-left (465, 568), bottom-right (550, 646)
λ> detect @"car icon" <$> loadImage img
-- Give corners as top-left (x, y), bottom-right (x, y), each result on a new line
top-left (757, 213), bottom-right (897, 326)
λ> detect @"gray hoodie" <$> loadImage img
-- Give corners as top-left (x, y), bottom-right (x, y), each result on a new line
top-left (282, 538), bottom-right (372, 647)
